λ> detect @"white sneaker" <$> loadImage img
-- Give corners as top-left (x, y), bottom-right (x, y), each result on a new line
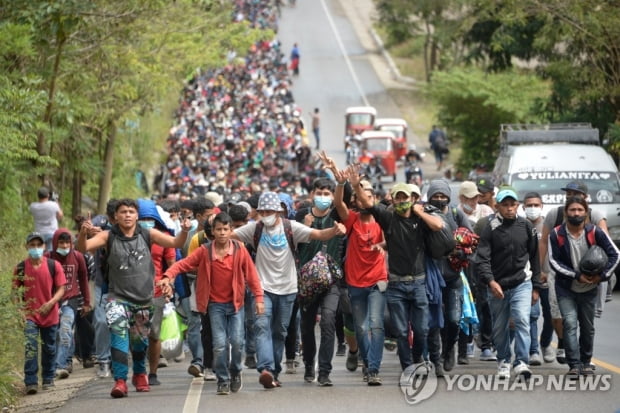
top-left (556, 348), bottom-right (567, 364)
top-left (542, 346), bottom-right (555, 363)
top-left (529, 353), bottom-right (542, 366)
top-left (203, 368), bottom-right (216, 381)
top-left (480, 349), bottom-right (497, 361)
top-left (513, 361), bottom-right (532, 379)
top-left (497, 362), bottom-right (511, 380)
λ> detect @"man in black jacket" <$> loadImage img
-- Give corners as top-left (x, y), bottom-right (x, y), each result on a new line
top-left (477, 187), bottom-right (541, 381)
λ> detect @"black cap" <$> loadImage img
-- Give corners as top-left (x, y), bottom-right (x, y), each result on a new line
top-left (26, 232), bottom-right (44, 244)
top-left (476, 175), bottom-right (494, 193)
top-left (561, 180), bottom-right (588, 195)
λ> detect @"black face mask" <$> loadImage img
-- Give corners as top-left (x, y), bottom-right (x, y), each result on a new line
top-left (567, 215), bottom-right (586, 226)
top-left (429, 199), bottom-right (449, 210)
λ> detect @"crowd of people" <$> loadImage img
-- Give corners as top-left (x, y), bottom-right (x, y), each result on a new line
top-left (16, 0), bottom-right (618, 402)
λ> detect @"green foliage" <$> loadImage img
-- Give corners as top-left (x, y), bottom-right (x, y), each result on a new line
top-left (428, 67), bottom-right (549, 170)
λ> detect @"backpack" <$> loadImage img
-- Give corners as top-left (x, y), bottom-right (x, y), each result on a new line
top-left (252, 218), bottom-right (299, 270)
top-left (16, 258), bottom-right (57, 298)
top-left (298, 246), bottom-right (342, 304)
top-left (554, 224), bottom-right (596, 248)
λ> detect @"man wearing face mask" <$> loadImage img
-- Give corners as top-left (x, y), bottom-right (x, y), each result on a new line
top-left (425, 179), bottom-right (473, 375)
top-left (352, 174), bottom-right (444, 372)
top-left (231, 191), bottom-right (346, 389)
top-left (47, 228), bottom-right (91, 380)
top-left (15, 232), bottom-right (67, 395)
top-left (458, 181), bottom-right (494, 227)
top-left (295, 178), bottom-right (346, 386)
top-left (477, 187), bottom-right (542, 380)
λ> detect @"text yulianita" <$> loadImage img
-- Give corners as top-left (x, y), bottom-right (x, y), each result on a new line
top-left (443, 374), bottom-right (612, 392)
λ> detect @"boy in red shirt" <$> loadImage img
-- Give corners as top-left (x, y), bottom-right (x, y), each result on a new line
top-left (14, 232), bottom-right (67, 395)
top-left (161, 212), bottom-right (264, 395)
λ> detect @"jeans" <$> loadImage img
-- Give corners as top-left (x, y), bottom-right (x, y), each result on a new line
top-left (209, 303), bottom-right (244, 383)
top-left (529, 299), bottom-right (541, 355)
top-left (386, 278), bottom-right (429, 370)
top-left (24, 320), bottom-right (58, 385)
top-left (441, 277), bottom-right (463, 360)
top-left (539, 288), bottom-right (554, 349)
top-left (180, 296), bottom-right (204, 368)
top-left (285, 299), bottom-right (300, 360)
top-left (488, 281), bottom-right (532, 366)
top-left (93, 285), bottom-right (111, 363)
top-left (301, 284), bottom-right (340, 375)
top-left (245, 288), bottom-right (256, 357)
top-left (55, 304), bottom-right (76, 370)
top-left (254, 291), bottom-right (296, 377)
top-left (557, 288), bottom-right (597, 370)
top-left (349, 284), bottom-right (386, 373)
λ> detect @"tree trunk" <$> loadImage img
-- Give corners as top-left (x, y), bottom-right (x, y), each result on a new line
top-left (72, 170), bottom-right (82, 221)
top-left (424, 20), bottom-right (432, 82)
top-left (97, 120), bottom-right (116, 214)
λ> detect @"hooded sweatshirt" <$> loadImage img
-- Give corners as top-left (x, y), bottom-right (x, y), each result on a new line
top-left (48, 228), bottom-right (91, 306)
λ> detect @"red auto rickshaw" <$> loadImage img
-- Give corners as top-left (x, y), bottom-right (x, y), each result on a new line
top-left (344, 106), bottom-right (377, 148)
top-left (359, 131), bottom-right (397, 181)
top-left (374, 118), bottom-right (408, 160)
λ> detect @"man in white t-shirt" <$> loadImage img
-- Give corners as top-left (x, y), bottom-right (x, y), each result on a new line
top-left (232, 192), bottom-right (345, 389)
top-left (29, 187), bottom-right (63, 251)
top-left (457, 181), bottom-right (494, 226)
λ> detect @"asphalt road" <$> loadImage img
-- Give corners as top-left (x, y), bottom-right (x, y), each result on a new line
top-left (21, 1), bottom-right (620, 412)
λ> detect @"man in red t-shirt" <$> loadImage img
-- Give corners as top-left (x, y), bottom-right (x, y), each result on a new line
top-left (14, 232), bottom-right (67, 395)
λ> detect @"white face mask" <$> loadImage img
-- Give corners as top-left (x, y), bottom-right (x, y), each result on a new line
top-left (524, 206), bottom-right (542, 221)
top-left (261, 214), bottom-right (277, 227)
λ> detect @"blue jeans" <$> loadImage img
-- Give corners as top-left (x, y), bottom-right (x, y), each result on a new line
top-left (558, 288), bottom-right (597, 370)
top-left (529, 299), bottom-right (541, 355)
top-left (209, 302), bottom-right (245, 383)
top-left (180, 296), bottom-right (204, 367)
top-left (24, 320), bottom-right (58, 385)
top-left (93, 285), bottom-right (110, 363)
top-left (55, 304), bottom-right (76, 370)
top-left (349, 285), bottom-right (386, 373)
top-left (386, 279), bottom-right (429, 370)
top-left (254, 291), bottom-right (296, 377)
top-left (488, 281), bottom-right (532, 366)
top-left (245, 288), bottom-right (256, 356)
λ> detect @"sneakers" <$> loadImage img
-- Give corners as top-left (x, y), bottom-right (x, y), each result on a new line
top-left (443, 349), bottom-right (455, 371)
top-left (529, 352), bottom-right (542, 366)
top-left (244, 355), bottom-right (257, 369)
top-left (383, 339), bottom-right (397, 352)
top-left (285, 359), bottom-right (296, 374)
top-left (97, 362), bottom-right (111, 378)
top-left (42, 380), bottom-right (55, 390)
top-left (346, 351), bottom-right (359, 372)
top-left (336, 343), bottom-right (346, 357)
top-left (83, 356), bottom-right (96, 369)
top-left (110, 379), bottom-right (128, 398)
top-left (158, 356), bottom-right (168, 368)
top-left (187, 364), bottom-right (204, 378)
top-left (556, 348), bottom-right (567, 364)
top-left (581, 365), bottom-right (594, 376)
top-left (317, 373), bottom-right (333, 387)
top-left (367, 372), bottom-right (382, 386)
top-left (434, 362), bottom-right (445, 378)
top-left (362, 367), bottom-right (369, 382)
top-left (513, 361), bottom-right (532, 379)
top-left (230, 373), bottom-right (242, 393)
top-left (467, 342), bottom-right (475, 358)
top-left (25, 384), bottom-right (38, 395)
top-left (203, 368), bottom-right (216, 381)
top-left (259, 370), bottom-right (277, 389)
top-left (174, 352), bottom-right (186, 363)
top-left (304, 365), bottom-right (315, 383)
top-left (480, 348), bottom-right (497, 361)
top-left (56, 368), bottom-right (70, 379)
top-left (148, 373), bottom-right (161, 386)
top-left (542, 346), bottom-right (555, 363)
top-left (457, 355), bottom-right (469, 365)
top-left (566, 367), bottom-right (579, 379)
top-left (497, 362), bottom-right (511, 380)
top-left (132, 373), bottom-right (150, 392)
top-left (216, 382), bottom-right (230, 395)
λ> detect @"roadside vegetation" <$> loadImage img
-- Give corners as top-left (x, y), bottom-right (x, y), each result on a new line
top-left (374, 0), bottom-right (620, 173)
top-left (0, 0), bottom-right (266, 406)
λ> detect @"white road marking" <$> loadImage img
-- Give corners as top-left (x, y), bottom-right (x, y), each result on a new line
top-left (182, 377), bottom-right (204, 413)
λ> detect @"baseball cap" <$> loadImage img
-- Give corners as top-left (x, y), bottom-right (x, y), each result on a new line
top-left (257, 192), bottom-right (283, 212)
top-left (26, 232), bottom-right (44, 244)
top-left (459, 181), bottom-right (480, 198)
top-left (496, 187), bottom-right (519, 203)
top-left (390, 183), bottom-right (421, 198)
top-left (561, 180), bottom-right (588, 195)
top-left (476, 175), bottom-right (494, 193)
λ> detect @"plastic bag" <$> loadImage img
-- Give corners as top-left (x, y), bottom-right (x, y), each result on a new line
top-left (459, 272), bottom-right (479, 335)
top-left (160, 302), bottom-right (187, 360)
top-left (579, 245), bottom-right (608, 276)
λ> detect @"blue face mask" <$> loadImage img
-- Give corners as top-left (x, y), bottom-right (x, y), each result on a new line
top-left (138, 221), bottom-right (156, 230)
top-left (314, 196), bottom-right (332, 211)
top-left (56, 248), bottom-right (70, 256)
top-left (28, 248), bottom-right (45, 259)
top-left (190, 219), bottom-right (199, 232)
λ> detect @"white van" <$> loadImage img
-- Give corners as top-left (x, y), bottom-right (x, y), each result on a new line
top-left (492, 123), bottom-right (620, 244)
